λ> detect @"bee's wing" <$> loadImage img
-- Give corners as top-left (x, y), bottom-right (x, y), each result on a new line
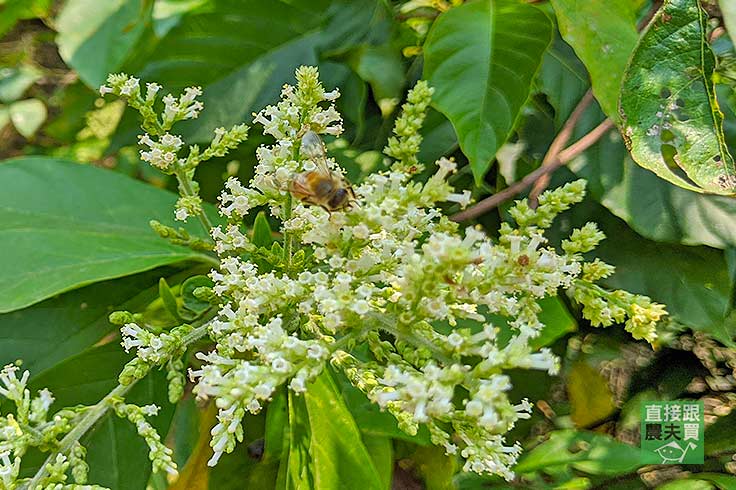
top-left (312, 154), bottom-right (334, 178)
top-left (301, 131), bottom-right (334, 177)
top-left (288, 173), bottom-right (316, 199)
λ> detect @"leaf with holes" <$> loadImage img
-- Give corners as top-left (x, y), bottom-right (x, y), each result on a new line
top-left (619, 0), bottom-right (736, 195)
top-left (423, 0), bottom-right (552, 183)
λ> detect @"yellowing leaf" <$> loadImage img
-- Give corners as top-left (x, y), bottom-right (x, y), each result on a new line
top-left (568, 362), bottom-right (616, 428)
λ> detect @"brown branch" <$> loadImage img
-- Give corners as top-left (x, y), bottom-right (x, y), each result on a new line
top-left (529, 90), bottom-right (595, 206)
top-left (450, 118), bottom-right (615, 222)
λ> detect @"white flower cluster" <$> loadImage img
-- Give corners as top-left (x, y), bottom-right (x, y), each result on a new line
top-left (106, 66), bottom-right (665, 480)
top-left (131, 66), bottom-right (662, 479)
top-left (0, 364), bottom-right (95, 488)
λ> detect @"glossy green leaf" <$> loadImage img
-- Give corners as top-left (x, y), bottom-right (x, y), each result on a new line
top-left (56, 0), bottom-right (153, 88)
top-left (550, 0), bottom-right (639, 119)
top-left (515, 430), bottom-right (641, 476)
top-left (151, 0), bottom-right (208, 37)
top-left (659, 480), bottom-right (715, 490)
top-left (423, 0), bottom-right (552, 182)
top-left (620, 0), bottom-right (736, 195)
top-left (696, 473), bottom-right (736, 490)
top-left (533, 296), bottom-right (577, 349)
top-left (0, 266), bottom-right (187, 374)
top-left (362, 436), bottom-right (392, 490)
top-left (538, 36), bottom-right (590, 128)
top-left (9, 98), bottom-right (46, 138)
top-left (283, 391), bottom-right (314, 489)
top-left (0, 157), bottom-right (216, 313)
top-left (303, 371), bottom-right (384, 490)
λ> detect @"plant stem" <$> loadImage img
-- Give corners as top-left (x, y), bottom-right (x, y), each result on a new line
top-left (368, 313), bottom-right (455, 365)
top-left (528, 90), bottom-right (594, 206)
top-left (173, 165), bottom-right (213, 236)
top-left (282, 192), bottom-right (294, 270)
top-left (23, 321), bottom-right (214, 489)
top-left (450, 119), bottom-right (615, 222)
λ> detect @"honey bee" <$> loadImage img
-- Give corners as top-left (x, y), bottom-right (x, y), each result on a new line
top-left (288, 131), bottom-right (355, 212)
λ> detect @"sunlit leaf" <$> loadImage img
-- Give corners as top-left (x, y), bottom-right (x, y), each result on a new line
top-left (550, 0), bottom-right (639, 119)
top-left (620, 0), bottom-right (736, 195)
top-left (423, 0), bottom-right (552, 182)
top-left (56, 0), bottom-right (153, 88)
top-left (9, 98), bottom-right (46, 138)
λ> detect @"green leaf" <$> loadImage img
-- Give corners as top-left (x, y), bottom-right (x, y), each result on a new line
top-left (549, 0), bottom-right (640, 119)
top-left (658, 480), bottom-right (715, 490)
top-left (302, 371), bottom-right (384, 490)
top-left (619, 0), bottom-right (736, 195)
top-left (515, 430), bottom-right (641, 476)
top-left (696, 473), bottom-right (736, 490)
top-left (0, 266), bottom-right (188, 374)
top-left (362, 436), bottom-right (392, 490)
top-left (533, 296), bottom-right (577, 349)
top-left (705, 411), bottom-right (736, 456)
top-left (130, 0), bottom-right (384, 142)
top-left (8, 98), bottom-right (46, 138)
top-left (538, 36), bottom-right (590, 128)
top-left (181, 275), bottom-right (214, 316)
top-left (567, 362), bottom-right (616, 428)
top-left (423, 0), bottom-right (552, 182)
top-left (0, 65), bottom-right (42, 103)
top-left (571, 120), bottom-right (736, 249)
top-left (56, 0), bottom-right (153, 88)
top-left (151, 0), bottom-right (208, 37)
top-left (0, 157), bottom-right (216, 313)
top-left (283, 391), bottom-right (314, 489)
top-left (348, 44), bottom-right (405, 117)
top-left (158, 277), bottom-right (181, 321)
top-left (252, 211), bottom-right (273, 249)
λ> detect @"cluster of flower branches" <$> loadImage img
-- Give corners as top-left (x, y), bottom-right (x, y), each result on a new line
top-left (0, 67), bottom-right (666, 488)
